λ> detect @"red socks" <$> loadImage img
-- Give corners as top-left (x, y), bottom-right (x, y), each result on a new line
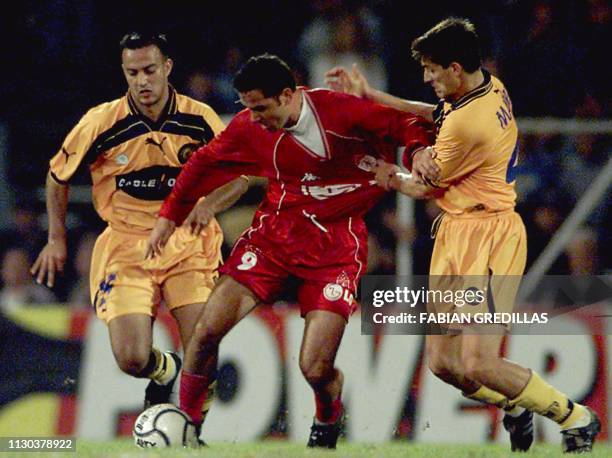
top-left (179, 370), bottom-right (209, 424)
top-left (315, 394), bottom-right (343, 424)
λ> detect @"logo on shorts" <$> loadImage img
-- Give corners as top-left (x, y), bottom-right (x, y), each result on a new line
top-left (323, 283), bottom-right (344, 301)
top-left (336, 271), bottom-right (351, 289)
top-left (237, 251), bottom-right (258, 270)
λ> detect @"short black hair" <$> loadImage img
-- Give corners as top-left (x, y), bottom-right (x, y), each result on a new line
top-left (120, 32), bottom-right (170, 58)
top-left (233, 54), bottom-right (296, 97)
top-left (411, 18), bottom-right (481, 73)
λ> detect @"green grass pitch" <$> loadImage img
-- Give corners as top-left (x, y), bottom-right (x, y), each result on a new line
top-left (5, 439), bottom-right (611, 457)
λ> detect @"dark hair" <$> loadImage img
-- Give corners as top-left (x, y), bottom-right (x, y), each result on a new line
top-left (120, 32), bottom-right (170, 58)
top-left (233, 54), bottom-right (296, 97)
top-left (411, 18), bottom-right (481, 73)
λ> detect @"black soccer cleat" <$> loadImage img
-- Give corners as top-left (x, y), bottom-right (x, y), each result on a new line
top-left (144, 351), bottom-right (182, 409)
top-left (307, 413), bottom-right (343, 449)
top-left (502, 408), bottom-right (534, 452)
top-left (561, 408), bottom-right (601, 454)
top-left (192, 422), bottom-right (208, 447)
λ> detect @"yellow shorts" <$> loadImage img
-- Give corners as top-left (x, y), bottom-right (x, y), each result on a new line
top-left (428, 209), bottom-right (526, 319)
top-left (90, 222), bottom-right (223, 323)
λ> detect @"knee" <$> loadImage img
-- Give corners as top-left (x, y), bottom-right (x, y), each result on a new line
top-left (428, 351), bottom-right (453, 380)
top-left (191, 320), bottom-right (226, 350)
top-left (300, 357), bottom-right (334, 388)
top-left (115, 348), bottom-right (150, 377)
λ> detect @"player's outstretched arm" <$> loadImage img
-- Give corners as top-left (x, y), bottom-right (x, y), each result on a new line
top-left (325, 64), bottom-right (371, 97)
top-left (184, 176), bottom-right (250, 236)
top-left (30, 171), bottom-right (69, 287)
top-left (372, 160), bottom-right (431, 199)
top-left (325, 64), bottom-right (436, 122)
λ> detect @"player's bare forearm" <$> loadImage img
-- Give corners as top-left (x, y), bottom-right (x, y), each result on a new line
top-left (30, 171), bottom-right (69, 286)
top-left (183, 176), bottom-right (249, 236)
top-left (205, 176), bottom-right (249, 214)
top-left (368, 89), bottom-right (435, 122)
top-left (391, 172), bottom-right (432, 199)
top-left (45, 171), bottom-right (69, 241)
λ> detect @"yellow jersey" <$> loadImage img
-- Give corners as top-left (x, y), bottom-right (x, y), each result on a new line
top-left (49, 87), bottom-right (225, 233)
top-left (429, 70), bottom-right (519, 214)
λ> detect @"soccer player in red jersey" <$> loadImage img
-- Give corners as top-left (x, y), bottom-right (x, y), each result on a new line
top-left (146, 54), bottom-right (433, 448)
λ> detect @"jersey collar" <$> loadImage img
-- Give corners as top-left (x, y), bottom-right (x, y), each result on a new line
top-left (126, 85), bottom-right (178, 129)
top-left (449, 69), bottom-right (492, 110)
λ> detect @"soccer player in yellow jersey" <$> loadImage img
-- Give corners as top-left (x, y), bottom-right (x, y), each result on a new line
top-left (326, 18), bottom-right (600, 453)
top-left (31, 32), bottom-right (247, 412)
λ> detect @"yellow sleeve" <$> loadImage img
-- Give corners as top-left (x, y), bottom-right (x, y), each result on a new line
top-left (49, 111), bottom-right (99, 183)
top-left (430, 117), bottom-right (482, 188)
top-left (202, 105), bottom-right (226, 136)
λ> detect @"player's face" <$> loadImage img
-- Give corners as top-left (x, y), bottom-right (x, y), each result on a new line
top-left (122, 45), bottom-right (173, 108)
top-left (239, 89), bottom-right (293, 131)
top-left (421, 59), bottom-right (461, 101)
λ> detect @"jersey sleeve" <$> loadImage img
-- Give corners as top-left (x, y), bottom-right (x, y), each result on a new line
top-left (429, 116), bottom-right (482, 188)
top-left (49, 110), bottom-right (99, 184)
top-left (339, 92), bottom-right (434, 157)
top-left (160, 114), bottom-right (261, 224)
top-left (201, 104), bottom-right (226, 136)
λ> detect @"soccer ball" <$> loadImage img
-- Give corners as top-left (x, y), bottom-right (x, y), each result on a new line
top-left (133, 403), bottom-right (199, 448)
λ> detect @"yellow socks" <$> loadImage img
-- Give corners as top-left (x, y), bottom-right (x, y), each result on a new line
top-left (465, 385), bottom-right (509, 409)
top-left (149, 347), bottom-right (178, 386)
top-left (510, 370), bottom-right (587, 427)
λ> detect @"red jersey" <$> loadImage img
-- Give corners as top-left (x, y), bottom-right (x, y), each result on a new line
top-left (160, 88), bottom-right (432, 224)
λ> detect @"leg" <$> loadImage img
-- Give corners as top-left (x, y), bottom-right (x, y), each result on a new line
top-left (299, 310), bottom-right (346, 421)
top-left (460, 327), bottom-right (530, 398)
top-left (108, 313), bottom-right (154, 377)
top-left (172, 302), bottom-right (213, 424)
top-left (108, 313), bottom-right (182, 407)
top-left (428, 328), bottom-right (534, 451)
top-left (300, 310), bottom-right (346, 449)
top-left (180, 275), bottom-right (258, 425)
top-left (426, 333), bottom-right (480, 393)
top-left (460, 326), bottom-right (599, 452)
top-left (165, 268), bottom-right (218, 420)
top-left (172, 302), bottom-right (204, 350)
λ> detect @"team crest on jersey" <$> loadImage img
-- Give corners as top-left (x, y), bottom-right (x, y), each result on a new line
top-left (116, 154), bottom-right (129, 165)
top-left (237, 251), bottom-right (258, 271)
top-left (323, 283), bottom-right (343, 301)
top-left (356, 154), bottom-right (377, 172)
top-left (178, 142), bottom-right (203, 164)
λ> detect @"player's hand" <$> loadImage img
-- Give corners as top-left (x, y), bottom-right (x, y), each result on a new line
top-left (30, 238), bottom-right (67, 288)
top-left (145, 217), bottom-right (176, 259)
top-left (184, 200), bottom-right (216, 236)
top-left (412, 146), bottom-right (440, 183)
top-left (325, 63), bottom-right (370, 98)
top-left (373, 160), bottom-right (401, 191)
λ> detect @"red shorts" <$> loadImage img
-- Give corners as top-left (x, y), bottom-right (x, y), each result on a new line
top-left (219, 211), bottom-right (367, 320)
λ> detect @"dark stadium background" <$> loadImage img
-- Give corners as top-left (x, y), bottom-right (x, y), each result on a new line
top-left (1, 0), bottom-right (609, 300)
